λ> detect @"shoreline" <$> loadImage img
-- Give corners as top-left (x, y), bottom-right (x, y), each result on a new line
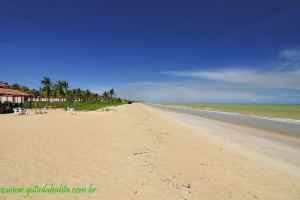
top-left (150, 103), bottom-right (300, 125)
top-left (148, 103), bottom-right (300, 137)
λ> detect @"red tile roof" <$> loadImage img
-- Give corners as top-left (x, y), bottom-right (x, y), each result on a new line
top-left (0, 88), bottom-right (30, 96)
top-left (0, 83), bottom-right (8, 88)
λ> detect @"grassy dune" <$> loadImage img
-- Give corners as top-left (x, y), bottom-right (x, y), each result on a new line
top-left (163, 103), bottom-right (300, 120)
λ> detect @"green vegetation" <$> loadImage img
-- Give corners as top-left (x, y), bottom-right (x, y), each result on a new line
top-left (1, 76), bottom-right (128, 113)
top-left (163, 103), bottom-right (300, 120)
top-left (0, 102), bottom-right (23, 113)
top-left (24, 101), bottom-right (126, 111)
top-left (8, 76), bottom-right (120, 102)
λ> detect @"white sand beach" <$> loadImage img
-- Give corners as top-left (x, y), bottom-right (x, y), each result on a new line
top-left (0, 103), bottom-right (300, 200)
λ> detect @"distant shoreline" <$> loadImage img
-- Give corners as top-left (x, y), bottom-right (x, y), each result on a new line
top-left (157, 103), bottom-right (300, 122)
top-left (147, 103), bottom-right (300, 137)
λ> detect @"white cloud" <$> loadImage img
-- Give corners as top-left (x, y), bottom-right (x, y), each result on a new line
top-left (117, 66), bottom-right (300, 102)
top-left (279, 49), bottom-right (300, 60)
top-left (118, 49), bottom-right (300, 102)
top-left (117, 82), bottom-right (280, 103)
top-left (163, 68), bottom-right (300, 89)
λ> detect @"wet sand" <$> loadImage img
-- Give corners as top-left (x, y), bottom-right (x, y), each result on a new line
top-left (147, 104), bottom-right (300, 177)
top-left (148, 103), bottom-right (300, 136)
top-left (0, 103), bottom-right (299, 199)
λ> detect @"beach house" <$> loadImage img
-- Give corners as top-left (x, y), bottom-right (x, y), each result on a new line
top-left (0, 83), bottom-right (30, 103)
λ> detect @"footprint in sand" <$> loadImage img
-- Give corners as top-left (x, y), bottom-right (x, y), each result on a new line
top-left (162, 177), bottom-right (191, 200)
top-left (133, 149), bottom-right (159, 174)
top-left (180, 183), bottom-right (191, 200)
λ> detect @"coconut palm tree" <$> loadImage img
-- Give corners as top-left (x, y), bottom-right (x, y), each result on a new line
top-left (53, 80), bottom-right (69, 101)
top-left (83, 90), bottom-right (91, 102)
top-left (10, 84), bottom-right (31, 94)
top-left (40, 76), bottom-right (52, 101)
top-left (31, 89), bottom-right (39, 97)
top-left (102, 91), bottom-right (109, 101)
top-left (66, 90), bottom-right (74, 102)
top-left (20, 86), bottom-right (31, 94)
top-left (10, 83), bottom-right (21, 90)
top-left (72, 88), bottom-right (82, 102)
top-left (108, 88), bottom-right (116, 100)
top-left (61, 81), bottom-right (69, 96)
top-left (91, 93), bottom-right (99, 102)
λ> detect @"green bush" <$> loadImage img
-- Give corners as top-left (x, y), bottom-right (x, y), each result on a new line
top-left (23, 101), bottom-right (127, 111)
top-left (0, 102), bottom-right (23, 114)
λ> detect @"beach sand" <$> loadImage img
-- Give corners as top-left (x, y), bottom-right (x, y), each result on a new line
top-left (0, 103), bottom-right (299, 199)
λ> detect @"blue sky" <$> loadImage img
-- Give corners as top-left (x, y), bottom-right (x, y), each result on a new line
top-left (1, 0), bottom-right (300, 103)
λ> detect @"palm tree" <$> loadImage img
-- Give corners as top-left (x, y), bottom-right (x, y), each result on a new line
top-left (108, 88), bottom-right (116, 100)
top-left (102, 91), bottom-right (109, 101)
top-left (10, 83), bottom-right (21, 90)
top-left (31, 89), bottom-right (39, 98)
top-left (53, 81), bottom-right (62, 99)
top-left (66, 90), bottom-right (74, 102)
top-left (91, 93), bottom-right (99, 102)
top-left (83, 90), bottom-right (91, 102)
top-left (72, 88), bottom-right (82, 102)
top-left (61, 81), bottom-right (69, 96)
top-left (10, 84), bottom-right (31, 94)
top-left (53, 80), bottom-right (69, 101)
top-left (40, 76), bottom-right (52, 101)
top-left (20, 86), bottom-right (31, 94)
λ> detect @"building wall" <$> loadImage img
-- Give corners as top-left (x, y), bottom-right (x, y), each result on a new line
top-left (0, 96), bottom-right (67, 103)
top-left (0, 96), bottom-right (24, 103)
top-left (28, 98), bottom-right (66, 102)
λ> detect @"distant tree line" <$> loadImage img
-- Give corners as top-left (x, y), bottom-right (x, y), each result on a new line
top-left (6, 76), bottom-right (121, 102)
